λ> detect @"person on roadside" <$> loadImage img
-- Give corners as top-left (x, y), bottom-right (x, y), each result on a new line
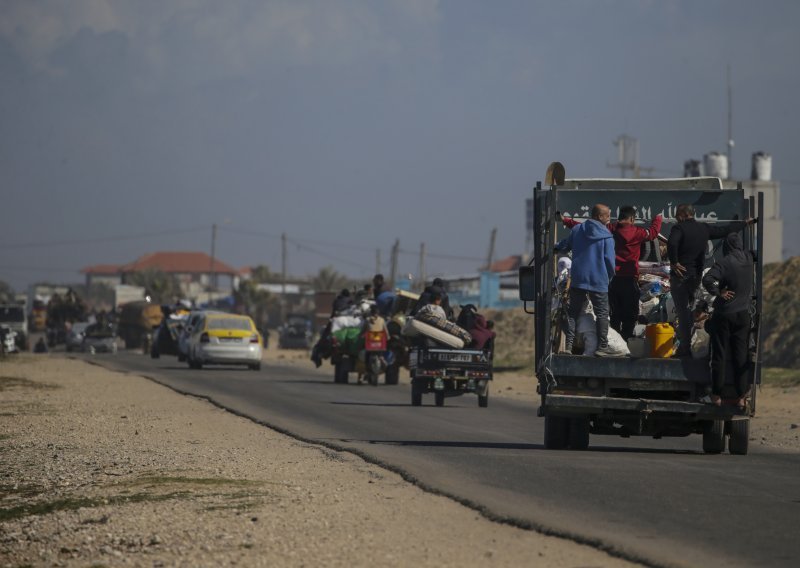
top-left (560, 206), bottom-right (662, 340)
top-left (701, 232), bottom-right (754, 407)
top-left (667, 204), bottom-right (754, 357)
top-left (372, 274), bottom-right (386, 299)
top-left (555, 203), bottom-right (618, 357)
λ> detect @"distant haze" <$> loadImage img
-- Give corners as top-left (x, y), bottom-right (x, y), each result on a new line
top-left (2, 0), bottom-right (799, 292)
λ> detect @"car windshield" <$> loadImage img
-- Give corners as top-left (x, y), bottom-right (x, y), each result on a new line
top-left (207, 318), bottom-right (252, 331)
top-left (0, 307), bottom-right (24, 322)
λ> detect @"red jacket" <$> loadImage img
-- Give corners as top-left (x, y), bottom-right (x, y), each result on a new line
top-left (562, 215), bottom-right (662, 278)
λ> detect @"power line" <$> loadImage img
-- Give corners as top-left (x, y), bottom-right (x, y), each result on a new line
top-left (0, 226), bottom-right (209, 251)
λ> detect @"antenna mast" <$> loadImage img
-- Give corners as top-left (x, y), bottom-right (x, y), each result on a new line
top-left (727, 64), bottom-right (734, 178)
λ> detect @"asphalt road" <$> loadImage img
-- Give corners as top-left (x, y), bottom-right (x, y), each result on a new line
top-left (84, 351), bottom-right (800, 568)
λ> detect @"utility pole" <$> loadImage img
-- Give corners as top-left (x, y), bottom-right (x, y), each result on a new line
top-left (417, 242), bottom-right (427, 292)
top-left (375, 249), bottom-right (381, 275)
top-left (389, 239), bottom-right (399, 289)
top-left (607, 135), bottom-right (656, 178)
top-left (210, 223), bottom-right (217, 292)
top-left (485, 228), bottom-right (497, 271)
top-left (280, 232), bottom-right (287, 324)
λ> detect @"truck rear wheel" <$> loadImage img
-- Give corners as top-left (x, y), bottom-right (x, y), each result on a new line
top-left (544, 415), bottom-right (569, 450)
top-left (334, 360), bottom-right (349, 384)
top-left (702, 420), bottom-right (726, 454)
top-left (478, 391), bottom-right (489, 408)
top-left (385, 364), bottom-right (400, 385)
top-left (728, 419), bottom-right (750, 455)
top-left (411, 378), bottom-right (423, 406)
top-left (568, 417), bottom-right (590, 450)
top-left (434, 391), bottom-right (445, 407)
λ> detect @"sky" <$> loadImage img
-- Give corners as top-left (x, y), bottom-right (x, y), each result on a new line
top-left (2, 0), bottom-right (799, 293)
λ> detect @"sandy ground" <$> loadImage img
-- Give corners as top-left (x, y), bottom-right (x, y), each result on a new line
top-left (1, 345), bottom-right (797, 567)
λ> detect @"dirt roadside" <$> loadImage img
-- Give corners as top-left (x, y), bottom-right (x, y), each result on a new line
top-left (1, 353), bottom-right (644, 568)
top-left (2, 347), bottom-right (797, 568)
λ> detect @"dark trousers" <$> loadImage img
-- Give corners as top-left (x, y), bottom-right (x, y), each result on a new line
top-left (670, 275), bottom-right (699, 354)
top-left (708, 310), bottom-right (751, 397)
top-left (609, 276), bottom-right (639, 341)
top-left (564, 288), bottom-right (610, 350)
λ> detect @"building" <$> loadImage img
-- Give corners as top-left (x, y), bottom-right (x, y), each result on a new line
top-left (81, 251), bottom-right (237, 299)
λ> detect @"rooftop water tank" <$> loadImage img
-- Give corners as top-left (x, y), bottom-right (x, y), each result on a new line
top-left (703, 152), bottom-right (729, 179)
top-left (751, 152), bottom-right (772, 181)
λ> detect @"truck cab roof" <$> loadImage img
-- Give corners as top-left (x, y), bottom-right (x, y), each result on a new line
top-left (559, 177), bottom-right (723, 190)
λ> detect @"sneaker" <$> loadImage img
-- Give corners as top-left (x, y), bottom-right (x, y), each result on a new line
top-left (594, 345), bottom-right (623, 357)
top-left (558, 344), bottom-right (573, 355)
top-left (698, 394), bottom-right (722, 406)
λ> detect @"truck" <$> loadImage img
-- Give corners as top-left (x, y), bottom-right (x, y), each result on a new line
top-left (408, 343), bottom-right (493, 407)
top-left (519, 173), bottom-right (763, 454)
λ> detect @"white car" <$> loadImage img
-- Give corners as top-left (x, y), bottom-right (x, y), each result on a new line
top-left (177, 310), bottom-right (218, 362)
top-left (66, 322), bottom-right (91, 352)
top-left (187, 313), bottom-right (263, 370)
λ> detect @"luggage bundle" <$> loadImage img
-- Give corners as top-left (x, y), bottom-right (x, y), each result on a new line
top-left (401, 304), bottom-right (473, 349)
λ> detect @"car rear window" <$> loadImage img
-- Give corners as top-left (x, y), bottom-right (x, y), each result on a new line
top-left (207, 317), bottom-right (252, 331)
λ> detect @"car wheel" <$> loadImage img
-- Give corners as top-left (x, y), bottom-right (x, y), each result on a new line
top-left (249, 362), bottom-right (261, 371)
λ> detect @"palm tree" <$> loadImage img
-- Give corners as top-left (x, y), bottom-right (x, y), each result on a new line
top-left (312, 266), bottom-right (351, 292)
top-left (127, 269), bottom-right (182, 304)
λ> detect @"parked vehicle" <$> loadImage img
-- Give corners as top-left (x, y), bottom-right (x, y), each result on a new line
top-left (186, 313), bottom-right (263, 370)
top-left (151, 312), bottom-right (187, 359)
top-left (0, 304), bottom-right (27, 351)
top-left (45, 289), bottom-right (87, 347)
top-left (65, 322), bottom-right (91, 352)
top-left (278, 314), bottom-right (314, 350)
top-left (117, 301), bottom-right (162, 349)
top-left (1, 325), bottom-right (18, 355)
top-left (519, 171), bottom-right (762, 454)
top-left (82, 322), bottom-right (118, 354)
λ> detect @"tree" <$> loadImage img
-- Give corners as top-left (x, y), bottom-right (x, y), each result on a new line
top-left (249, 265), bottom-right (273, 283)
top-left (311, 266), bottom-right (351, 292)
top-left (126, 269), bottom-right (182, 304)
top-left (234, 279), bottom-right (278, 329)
top-left (0, 280), bottom-right (14, 303)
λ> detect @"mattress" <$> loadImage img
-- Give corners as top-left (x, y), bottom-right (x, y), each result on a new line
top-left (402, 317), bottom-right (465, 349)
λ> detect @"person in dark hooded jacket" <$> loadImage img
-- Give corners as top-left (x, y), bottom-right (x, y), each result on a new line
top-left (468, 314), bottom-right (496, 350)
top-left (701, 232), bottom-right (754, 407)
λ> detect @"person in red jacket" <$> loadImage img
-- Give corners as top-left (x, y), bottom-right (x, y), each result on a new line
top-left (560, 206), bottom-right (662, 340)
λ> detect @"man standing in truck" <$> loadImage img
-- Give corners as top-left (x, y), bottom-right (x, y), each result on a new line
top-left (561, 206), bottom-right (662, 340)
top-left (555, 204), bottom-right (617, 357)
top-left (701, 232), bottom-right (754, 407)
top-left (667, 204), bottom-right (752, 357)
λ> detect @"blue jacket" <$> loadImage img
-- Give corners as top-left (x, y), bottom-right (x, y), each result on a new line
top-left (556, 219), bottom-right (615, 293)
